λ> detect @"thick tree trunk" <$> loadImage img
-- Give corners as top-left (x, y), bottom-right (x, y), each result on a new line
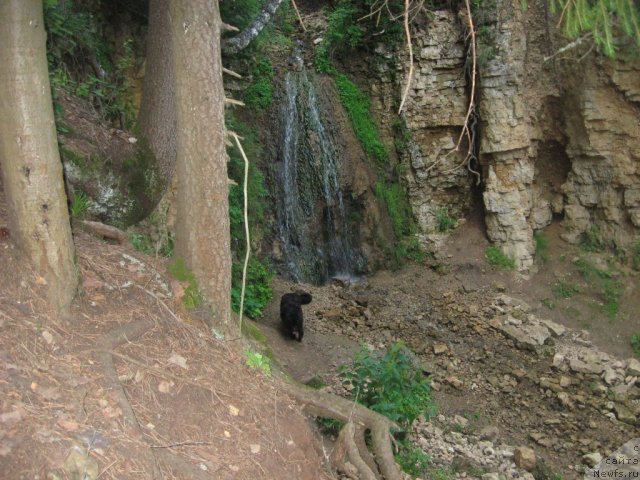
top-left (0, 0), bottom-right (78, 313)
top-left (139, 0), bottom-right (176, 185)
top-left (221, 0), bottom-right (285, 54)
top-left (169, 0), bottom-right (234, 336)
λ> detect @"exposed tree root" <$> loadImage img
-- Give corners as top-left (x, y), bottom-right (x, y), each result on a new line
top-left (287, 383), bottom-right (403, 480)
top-left (81, 220), bottom-right (129, 245)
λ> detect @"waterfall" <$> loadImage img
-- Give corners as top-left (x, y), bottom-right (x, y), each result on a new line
top-left (275, 63), bottom-right (363, 284)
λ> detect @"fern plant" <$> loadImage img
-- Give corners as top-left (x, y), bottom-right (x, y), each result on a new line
top-left (550, 0), bottom-right (640, 57)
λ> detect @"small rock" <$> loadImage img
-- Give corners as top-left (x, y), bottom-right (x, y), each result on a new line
top-left (434, 343), bottom-right (449, 355)
top-left (539, 319), bottom-right (566, 337)
top-left (479, 426), bottom-right (499, 441)
top-left (453, 415), bottom-right (468, 428)
top-left (569, 357), bottom-right (604, 375)
top-left (445, 376), bottom-right (464, 389)
top-left (613, 403), bottom-right (637, 425)
top-left (514, 446), bottom-right (536, 471)
top-left (582, 452), bottom-right (602, 468)
top-left (626, 358), bottom-right (640, 376)
top-left (482, 473), bottom-right (501, 480)
top-left (559, 376), bottom-right (572, 388)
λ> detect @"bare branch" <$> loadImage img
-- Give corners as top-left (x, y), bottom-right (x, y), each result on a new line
top-left (222, 67), bottom-right (243, 78)
top-left (398, 0), bottom-right (414, 114)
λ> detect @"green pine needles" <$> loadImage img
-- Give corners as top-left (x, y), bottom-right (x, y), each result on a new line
top-left (550, 0), bottom-right (640, 57)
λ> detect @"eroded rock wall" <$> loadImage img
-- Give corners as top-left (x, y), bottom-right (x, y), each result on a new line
top-left (561, 55), bottom-right (640, 248)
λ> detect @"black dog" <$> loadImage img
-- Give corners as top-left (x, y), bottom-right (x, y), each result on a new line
top-left (280, 291), bottom-right (312, 342)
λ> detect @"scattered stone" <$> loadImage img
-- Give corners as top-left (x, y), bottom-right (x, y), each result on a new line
top-left (514, 446), bottom-right (536, 471)
top-left (569, 357), bottom-right (605, 375)
top-left (434, 343), bottom-right (449, 355)
top-left (582, 452), bottom-right (602, 468)
top-left (497, 323), bottom-right (550, 349)
top-left (482, 473), bottom-right (500, 480)
top-left (539, 319), bottom-right (566, 337)
top-left (626, 358), bottom-right (640, 376)
top-left (453, 415), bottom-right (468, 428)
top-left (613, 403), bottom-right (637, 425)
top-left (479, 426), bottom-right (499, 441)
top-left (445, 376), bottom-right (464, 389)
top-left (559, 376), bottom-right (572, 388)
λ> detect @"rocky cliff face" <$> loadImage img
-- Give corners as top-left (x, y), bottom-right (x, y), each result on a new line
top-left (370, 0), bottom-right (640, 269)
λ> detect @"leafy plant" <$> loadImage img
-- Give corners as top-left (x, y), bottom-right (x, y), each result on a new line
top-left (244, 349), bottom-right (272, 376)
top-left (130, 232), bottom-right (174, 258)
top-left (231, 259), bottom-right (273, 319)
top-left (485, 246), bottom-right (515, 270)
top-left (436, 208), bottom-right (456, 233)
top-left (552, 280), bottom-right (580, 299)
top-left (167, 258), bottom-right (202, 310)
top-left (244, 58), bottom-right (274, 109)
top-left (70, 190), bottom-right (90, 219)
top-left (339, 342), bottom-right (436, 429)
top-left (631, 334), bottom-right (640, 358)
top-left (395, 439), bottom-right (430, 478)
top-left (316, 416), bottom-right (344, 435)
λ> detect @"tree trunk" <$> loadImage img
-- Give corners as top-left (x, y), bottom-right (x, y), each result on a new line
top-left (221, 0), bottom-right (285, 54)
top-left (169, 0), bottom-right (234, 336)
top-left (139, 0), bottom-right (176, 185)
top-left (0, 0), bottom-right (78, 314)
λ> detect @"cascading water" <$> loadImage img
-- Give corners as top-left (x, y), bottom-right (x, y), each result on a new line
top-left (275, 59), bottom-right (363, 284)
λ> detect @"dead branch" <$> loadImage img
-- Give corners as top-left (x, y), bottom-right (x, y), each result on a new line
top-left (230, 133), bottom-right (251, 332)
top-left (222, 0), bottom-right (285, 54)
top-left (287, 384), bottom-right (403, 480)
top-left (398, 0), bottom-right (414, 114)
top-left (224, 97), bottom-right (246, 107)
top-left (81, 220), bottom-right (128, 245)
top-left (543, 33), bottom-right (592, 62)
top-left (222, 67), bottom-right (242, 78)
top-left (291, 0), bottom-right (307, 31)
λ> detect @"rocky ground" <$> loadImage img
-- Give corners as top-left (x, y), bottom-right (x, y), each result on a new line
top-left (256, 217), bottom-right (639, 480)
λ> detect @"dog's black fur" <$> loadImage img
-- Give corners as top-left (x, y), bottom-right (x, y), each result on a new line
top-left (280, 291), bottom-right (312, 342)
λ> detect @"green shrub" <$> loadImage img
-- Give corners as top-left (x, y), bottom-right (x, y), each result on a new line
top-left (485, 246), bottom-right (515, 270)
top-left (339, 342), bottom-right (436, 429)
top-left (231, 259), bottom-right (273, 319)
top-left (579, 225), bottom-right (604, 252)
top-left (44, 0), bottom-right (137, 127)
top-left (167, 258), bottom-right (202, 310)
top-left (244, 58), bottom-right (274, 109)
top-left (335, 74), bottom-right (388, 165)
top-left (395, 440), bottom-right (430, 478)
top-left (436, 208), bottom-right (456, 233)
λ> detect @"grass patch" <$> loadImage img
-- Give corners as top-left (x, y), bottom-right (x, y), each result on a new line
top-left (167, 258), bottom-right (202, 310)
top-left (335, 74), bottom-right (388, 166)
top-left (231, 259), bottom-right (273, 319)
top-left (534, 231), bottom-right (549, 263)
top-left (436, 208), bottom-right (456, 233)
top-left (552, 280), bottom-right (580, 299)
top-left (70, 190), bottom-right (90, 219)
top-left (632, 238), bottom-right (640, 270)
top-left (574, 257), bottom-right (622, 319)
top-left (579, 225), bottom-right (604, 252)
top-left (485, 246), bottom-right (516, 270)
top-left (243, 58), bottom-right (274, 109)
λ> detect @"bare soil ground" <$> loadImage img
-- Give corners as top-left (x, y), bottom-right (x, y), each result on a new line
top-left (0, 183), bottom-right (332, 479)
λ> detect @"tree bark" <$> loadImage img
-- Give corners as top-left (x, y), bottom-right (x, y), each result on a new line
top-left (169, 0), bottom-right (234, 336)
top-left (139, 0), bottom-right (176, 185)
top-left (221, 0), bottom-right (285, 54)
top-left (0, 0), bottom-right (78, 314)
